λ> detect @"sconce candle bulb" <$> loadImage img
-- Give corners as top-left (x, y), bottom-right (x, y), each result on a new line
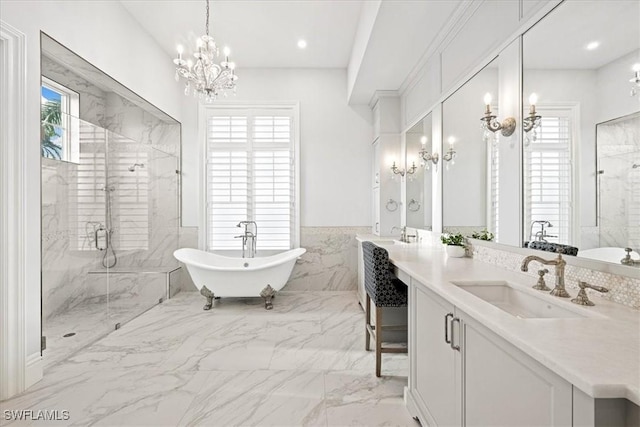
top-left (523, 92), bottom-right (542, 133)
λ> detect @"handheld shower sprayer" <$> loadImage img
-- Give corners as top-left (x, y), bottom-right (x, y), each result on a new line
top-left (128, 163), bottom-right (145, 172)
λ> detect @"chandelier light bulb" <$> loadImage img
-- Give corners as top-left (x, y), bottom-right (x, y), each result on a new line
top-left (633, 63), bottom-right (640, 72)
top-left (484, 93), bottom-right (492, 106)
top-left (447, 136), bottom-right (455, 146)
top-left (420, 136), bottom-right (427, 145)
top-left (177, 45), bottom-right (184, 55)
top-left (223, 46), bottom-right (231, 57)
top-left (529, 93), bottom-right (538, 106)
top-left (297, 39), bottom-right (307, 49)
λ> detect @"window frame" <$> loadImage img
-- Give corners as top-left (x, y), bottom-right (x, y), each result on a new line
top-left (41, 76), bottom-right (80, 163)
top-left (523, 102), bottom-right (580, 246)
top-left (198, 102), bottom-right (301, 254)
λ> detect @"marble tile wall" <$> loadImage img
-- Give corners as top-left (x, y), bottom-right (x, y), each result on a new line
top-left (40, 56), bottom-right (181, 323)
top-left (594, 114), bottom-right (640, 250)
top-left (42, 55), bottom-right (106, 127)
top-left (285, 226), bottom-right (371, 291)
top-left (176, 227), bottom-right (199, 293)
top-left (470, 243), bottom-right (640, 309)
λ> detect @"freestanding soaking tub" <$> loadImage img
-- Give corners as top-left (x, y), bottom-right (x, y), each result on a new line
top-left (173, 247), bottom-right (306, 310)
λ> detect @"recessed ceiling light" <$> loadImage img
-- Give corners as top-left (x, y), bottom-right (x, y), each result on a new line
top-left (297, 39), bottom-right (307, 49)
top-left (586, 41), bottom-right (600, 50)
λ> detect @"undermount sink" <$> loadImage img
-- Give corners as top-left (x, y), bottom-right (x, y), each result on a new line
top-left (373, 239), bottom-right (407, 246)
top-left (451, 280), bottom-right (590, 319)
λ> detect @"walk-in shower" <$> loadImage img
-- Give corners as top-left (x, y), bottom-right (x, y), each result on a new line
top-left (41, 113), bottom-right (181, 368)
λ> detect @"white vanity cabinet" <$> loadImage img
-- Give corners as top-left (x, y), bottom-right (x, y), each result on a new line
top-left (408, 279), bottom-right (573, 426)
top-left (411, 283), bottom-right (460, 426)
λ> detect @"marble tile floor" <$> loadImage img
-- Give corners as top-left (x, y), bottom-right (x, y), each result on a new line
top-left (42, 299), bottom-right (160, 369)
top-left (2, 291), bottom-right (417, 427)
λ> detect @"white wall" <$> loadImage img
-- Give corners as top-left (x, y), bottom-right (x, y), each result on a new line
top-left (0, 0), bottom-right (182, 371)
top-left (442, 67), bottom-right (498, 228)
top-left (181, 68), bottom-right (373, 230)
top-left (596, 49), bottom-right (640, 124)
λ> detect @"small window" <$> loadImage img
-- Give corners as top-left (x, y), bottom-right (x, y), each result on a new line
top-left (41, 77), bottom-right (79, 163)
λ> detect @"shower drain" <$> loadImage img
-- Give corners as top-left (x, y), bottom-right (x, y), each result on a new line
top-left (63, 332), bottom-right (76, 338)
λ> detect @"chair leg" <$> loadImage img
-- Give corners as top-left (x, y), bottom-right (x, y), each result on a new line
top-left (375, 306), bottom-right (382, 377)
top-left (365, 294), bottom-right (371, 351)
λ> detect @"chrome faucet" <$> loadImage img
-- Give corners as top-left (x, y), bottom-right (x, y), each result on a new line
top-left (621, 248), bottom-right (640, 266)
top-left (235, 221), bottom-right (257, 258)
top-left (391, 226), bottom-right (416, 243)
top-left (520, 252), bottom-right (570, 297)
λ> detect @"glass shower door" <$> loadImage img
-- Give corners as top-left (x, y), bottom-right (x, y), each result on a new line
top-left (41, 115), bottom-right (111, 368)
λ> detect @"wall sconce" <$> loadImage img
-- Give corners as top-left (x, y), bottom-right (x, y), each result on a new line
top-left (418, 135), bottom-right (439, 170)
top-left (480, 93), bottom-right (516, 139)
top-left (523, 93), bottom-right (542, 145)
top-left (523, 93), bottom-right (542, 132)
top-left (443, 137), bottom-right (457, 170)
top-left (391, 161), bottom-right (417, 177)
top-left (443, 137), bottom-right (456, 163)
top-left (630, 63), bottom-right (640, 96)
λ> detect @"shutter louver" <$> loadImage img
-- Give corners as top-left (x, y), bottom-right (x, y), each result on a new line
top-left (206, 110), bottom-right (294, 251)
top-left (524, 115), bottom-right (572, 244)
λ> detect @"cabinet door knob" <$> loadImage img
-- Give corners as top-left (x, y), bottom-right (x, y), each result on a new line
top-left (450, 317), bottom-right (461, 351)
top-left (444, 313), bottom-right (453, 344)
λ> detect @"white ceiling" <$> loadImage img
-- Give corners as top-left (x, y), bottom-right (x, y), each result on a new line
top-left (120, 0), bottom-right (364, 69)
top-left (347, 0), bottom-right (463, 104)
top-left (524, 0), bottom-right (640, 70)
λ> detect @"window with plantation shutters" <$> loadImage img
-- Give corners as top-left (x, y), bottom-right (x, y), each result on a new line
top-left (205, 107), bottom-right (297, 252)
top-left (524, 112), bottom-right (573, 244)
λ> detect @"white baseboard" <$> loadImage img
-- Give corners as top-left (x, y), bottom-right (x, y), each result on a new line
top-left (25, 352), bottom-right (43, 389)
top-left (404, 386), bottom-right (419, 418)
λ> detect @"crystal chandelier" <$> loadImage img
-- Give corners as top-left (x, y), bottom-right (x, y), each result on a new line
top-left (173, 0), bottom-right (238, 101)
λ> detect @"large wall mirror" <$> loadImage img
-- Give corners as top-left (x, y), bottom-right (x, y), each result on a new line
top-left (443, 58), bottom-right (499, 239)
top-left (523, 0), bottom-right (640, 266)
top-left (405, 112), bottom-right (433, 230)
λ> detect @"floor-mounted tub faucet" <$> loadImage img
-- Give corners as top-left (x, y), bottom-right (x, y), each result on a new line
top-left (235, 221), bottom-right (258, 258)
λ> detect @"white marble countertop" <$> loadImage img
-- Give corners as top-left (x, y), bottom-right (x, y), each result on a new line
top-left (356, 235), bottom-right (640, 406)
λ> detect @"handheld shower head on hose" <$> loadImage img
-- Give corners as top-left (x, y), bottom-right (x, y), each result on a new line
top-left (128, 163), bottom-right (145, 172)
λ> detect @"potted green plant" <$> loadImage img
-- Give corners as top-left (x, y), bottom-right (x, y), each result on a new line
top-left (440, 233), bottom-right (466, 257)
top-left (471, 229), bottom-right (494, 241)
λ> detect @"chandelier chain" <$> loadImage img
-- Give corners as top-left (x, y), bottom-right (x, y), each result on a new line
top-left (205, 0), bottom-right (210, 36)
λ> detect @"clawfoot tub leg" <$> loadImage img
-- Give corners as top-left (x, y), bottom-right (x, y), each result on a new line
top-left (200, 286), bottom-right (215, 311)
top-left (260, 285), bottom-right (276, 310)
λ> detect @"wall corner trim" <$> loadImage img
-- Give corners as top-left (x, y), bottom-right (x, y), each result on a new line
top-left (0, 20), bottom-right (30, 400)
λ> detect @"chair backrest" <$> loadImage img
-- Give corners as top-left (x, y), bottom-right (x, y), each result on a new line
top-left (362, 241), bottom-right (392, 303)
